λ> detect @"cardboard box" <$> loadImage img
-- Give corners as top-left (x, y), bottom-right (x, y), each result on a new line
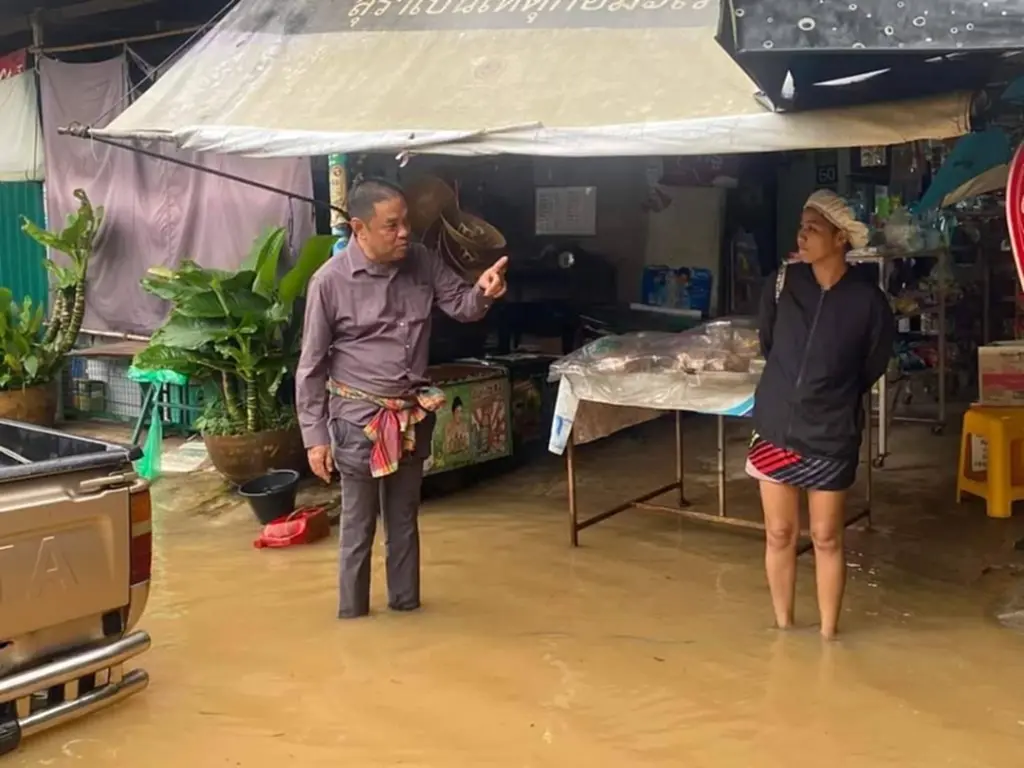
top-left (978, 342), bottom-right (1024, 406)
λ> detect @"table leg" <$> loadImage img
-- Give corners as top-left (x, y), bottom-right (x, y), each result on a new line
top-left (864, 393), bottom-right (873, 528)
top-left (717, 415), bottom-right (727, 517)
top-left (675, 411), bottom-right (687, 506)
top-left (567, 430), bottom-right (579, 547)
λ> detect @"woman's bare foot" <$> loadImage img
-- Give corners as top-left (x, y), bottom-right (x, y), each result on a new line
top-left (774, 620), bottom-right (795, 631)
top-left (772, 609), bottom-right (795, 631)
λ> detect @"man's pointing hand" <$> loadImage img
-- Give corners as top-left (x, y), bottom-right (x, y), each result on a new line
top-left (476, 255), bottom-right (508, 299)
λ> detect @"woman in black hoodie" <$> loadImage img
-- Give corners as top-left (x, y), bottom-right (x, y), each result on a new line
top-left (747, 190), bottom-right (894, 639)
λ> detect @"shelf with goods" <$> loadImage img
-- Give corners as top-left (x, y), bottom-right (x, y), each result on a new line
top-left (848, 247), bottom-right (953, 467)
top-left (947, 207), bottom-right (1013, 347)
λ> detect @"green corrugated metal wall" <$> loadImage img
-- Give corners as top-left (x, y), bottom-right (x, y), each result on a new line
top-left (0, 181), bottom-right (47, 309)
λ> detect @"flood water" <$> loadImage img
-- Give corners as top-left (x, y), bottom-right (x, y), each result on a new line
top-left (13, 417), bottom-right (1024, 767)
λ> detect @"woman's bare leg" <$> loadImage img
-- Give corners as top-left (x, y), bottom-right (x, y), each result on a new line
top-left (759, 480), bottom-right (801, 629)
top-left (807, 489), bottom-right (847, 640)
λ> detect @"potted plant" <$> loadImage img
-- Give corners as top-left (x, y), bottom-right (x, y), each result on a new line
top-left (132, 227), bottom-right (337, 484)
top-left (0, 191), bottom-right (101, 425)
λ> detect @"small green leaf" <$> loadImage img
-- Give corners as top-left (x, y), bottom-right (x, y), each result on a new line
top-left (21, 217), bottom-right (68, 252)
top-left (23, 354), bottom-right (38, 380)
top-left (279, 235), bottom-right (338, 307)
top-left (150, 314), bottom-right (234, 350)
top-left (242, 227), bottom-right (287, 300)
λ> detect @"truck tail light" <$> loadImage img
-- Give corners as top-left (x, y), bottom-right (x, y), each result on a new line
top-left (129, 482), bottom-right (153, 584)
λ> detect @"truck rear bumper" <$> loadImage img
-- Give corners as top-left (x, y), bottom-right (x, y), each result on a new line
top-left (0, 631), bottom-right (150, 753)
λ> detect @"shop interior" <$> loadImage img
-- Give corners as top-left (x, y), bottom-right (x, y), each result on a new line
top-left (326, 137), bottom-right (1022, 537)
top-left (357, 141), bottom-right (1012, 398)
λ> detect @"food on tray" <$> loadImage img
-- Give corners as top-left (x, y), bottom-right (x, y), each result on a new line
top-left (674, 350), bottom-right (750, 374)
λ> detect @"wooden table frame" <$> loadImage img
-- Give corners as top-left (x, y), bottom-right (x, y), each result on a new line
top-left (565, 406), bottom-right (874, 556)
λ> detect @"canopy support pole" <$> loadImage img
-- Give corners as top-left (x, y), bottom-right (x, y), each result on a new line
top-left (34, 26), bottom-right (203, 54)
top-left (328, 153), bottom-right (351, 245)
top-left (57, 124), bottom-right (348, 220)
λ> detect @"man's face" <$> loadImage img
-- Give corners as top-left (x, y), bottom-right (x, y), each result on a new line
top-left (352, 196), bottom-right (410, 263)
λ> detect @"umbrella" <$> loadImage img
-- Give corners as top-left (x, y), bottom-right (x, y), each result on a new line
top-left (917, 128), bottom-right (1012, 211)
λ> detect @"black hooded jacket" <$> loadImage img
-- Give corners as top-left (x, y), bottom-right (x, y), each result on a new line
top-left (752, 262), bottom-right (895, 462)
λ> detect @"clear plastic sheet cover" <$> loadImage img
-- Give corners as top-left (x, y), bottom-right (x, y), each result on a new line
top-left (549, 317), bottom-right (764, 414)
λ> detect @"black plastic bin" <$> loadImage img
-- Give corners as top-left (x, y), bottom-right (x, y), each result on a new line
top-left (238, 470), bottom-right (300, 525)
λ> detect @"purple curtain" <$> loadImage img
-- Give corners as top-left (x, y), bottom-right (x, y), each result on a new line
top-left (39, 56), bottom-right (315, 335)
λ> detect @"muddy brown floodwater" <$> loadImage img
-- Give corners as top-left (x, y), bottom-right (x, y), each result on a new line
top-left (13, 416), bottom-right (1024, 767)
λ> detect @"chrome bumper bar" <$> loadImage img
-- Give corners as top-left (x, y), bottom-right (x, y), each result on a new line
top-left (0, 630), bottom-right (150, 749)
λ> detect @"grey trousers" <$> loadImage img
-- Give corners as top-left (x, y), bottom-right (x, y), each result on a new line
top-left (329, 415), bottom-right (433, 618)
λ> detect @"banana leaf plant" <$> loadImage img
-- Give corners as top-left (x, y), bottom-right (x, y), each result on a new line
top-left (1, 190), bottom-right (102, 392)
top-left (132, 228), bottom-right (337, 435)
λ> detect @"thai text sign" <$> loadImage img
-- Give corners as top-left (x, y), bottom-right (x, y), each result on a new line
top-left (345, 0), bottom-right (716, 31)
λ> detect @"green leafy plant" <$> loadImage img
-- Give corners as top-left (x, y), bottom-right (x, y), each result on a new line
top-left (0, 190), bottom-right (102, 392)
top-left (133, 227), bottom-right (337, 435)
top-left (0, 289), bottom-right (47, 390)
top-left (193, 394), bottom-right (298, 438)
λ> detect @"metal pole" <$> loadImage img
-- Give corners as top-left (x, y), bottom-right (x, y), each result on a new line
top-left (877, 259), bottom-right (888, 464)
top-left (79, 327), bottom-right (150, 343)
top-left (937, 250), bottom-right (947, 430)
top-left (34, 25), bottom-right (202, 54)
top-left (56, 128), bottom-right (348, 221)
top-left (675, 411), bottom-right (685, 506)
top-left (30, 11), bottom-right (43, 50)
top-left (982, 243), bottom-right (991, 345)
top-left (328, 154), bottom-right (351, 245)
top-left (717, 415), bottom-right (727, 517)
top-left (567, 431), bottom-right (579, 547)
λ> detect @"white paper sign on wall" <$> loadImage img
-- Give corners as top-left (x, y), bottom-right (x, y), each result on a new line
top-left (535, 186), bottom-right (597, 237)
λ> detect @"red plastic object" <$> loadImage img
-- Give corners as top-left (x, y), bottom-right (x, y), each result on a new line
top-left (1005, 142), bottom-right (1024, 294)
top-left (253, 506), bottom-right (331, 549)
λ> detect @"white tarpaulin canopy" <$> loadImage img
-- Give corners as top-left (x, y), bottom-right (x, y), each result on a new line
top-left (95, 0), bottom-right (973, 158)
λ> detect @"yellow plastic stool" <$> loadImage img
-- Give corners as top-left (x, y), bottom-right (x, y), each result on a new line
top-left (956, 406), bottom-right (1024, 518)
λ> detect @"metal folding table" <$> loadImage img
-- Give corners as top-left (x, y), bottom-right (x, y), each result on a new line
top-left (560, 401), bottom-right (874, 556)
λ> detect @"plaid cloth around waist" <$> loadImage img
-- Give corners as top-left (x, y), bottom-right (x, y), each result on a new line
top-left (328, 381), bottom-right (446, 477)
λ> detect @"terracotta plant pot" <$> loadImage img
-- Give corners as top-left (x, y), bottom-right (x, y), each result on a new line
top-left (0, 383), bottom-right (57, 427)
top-left (203, 426), bottom-right (308, 486)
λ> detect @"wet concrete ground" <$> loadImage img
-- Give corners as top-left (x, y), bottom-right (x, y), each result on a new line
top-left (13, 415), bottom-right (1024, 767)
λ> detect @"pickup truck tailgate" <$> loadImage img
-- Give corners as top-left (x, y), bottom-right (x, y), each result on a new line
top-left (0, 475), bottom-right (130, 640)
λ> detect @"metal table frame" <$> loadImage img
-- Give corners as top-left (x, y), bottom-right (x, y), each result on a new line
top-left (565, 406), bottom-right (874, 555)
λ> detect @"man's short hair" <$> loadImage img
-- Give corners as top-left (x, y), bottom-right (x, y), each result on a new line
top-left (347, 178), bottom-right (405, 222)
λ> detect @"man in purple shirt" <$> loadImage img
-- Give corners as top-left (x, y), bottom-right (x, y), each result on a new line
top-left (296, 179), bottom-right (507, 618)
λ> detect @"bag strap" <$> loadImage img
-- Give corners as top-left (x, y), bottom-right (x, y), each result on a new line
top-left (774, 262), bottom-right (788, 304)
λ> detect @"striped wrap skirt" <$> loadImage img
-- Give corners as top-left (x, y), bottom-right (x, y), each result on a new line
top-left (745, 431), bottom-right (857, 492)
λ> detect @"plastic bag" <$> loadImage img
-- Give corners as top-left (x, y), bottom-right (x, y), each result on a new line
top-left (550, 318), bottom-right (761, 379)
top-left (135, 401), bottom-right (162, 481)
top-left (548, 317), bottom-right (763, 412)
